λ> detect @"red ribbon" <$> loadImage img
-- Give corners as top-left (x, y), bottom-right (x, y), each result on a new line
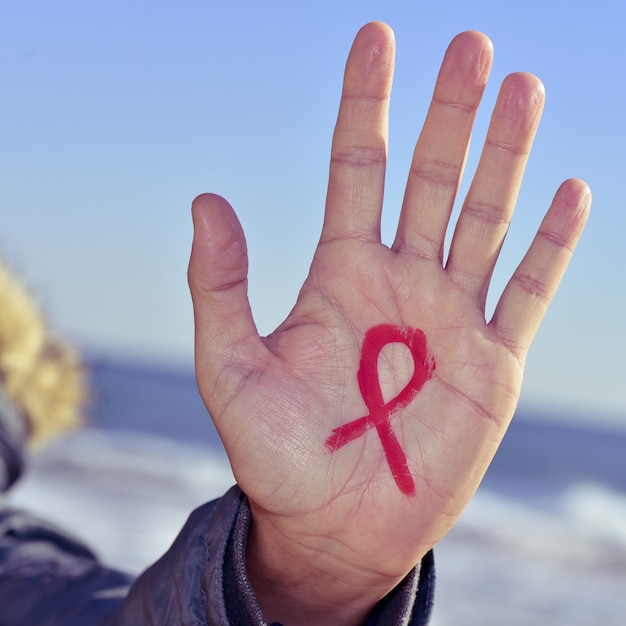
top-left (325, 324), bottom-right (435, 496)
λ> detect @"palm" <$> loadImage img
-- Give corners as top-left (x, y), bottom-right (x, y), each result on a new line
top-left (215, 236), bottom-right (518, 559)
top-left (188, 22), bottom-right (589, 621)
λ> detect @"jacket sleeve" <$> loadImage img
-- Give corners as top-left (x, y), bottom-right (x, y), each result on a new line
top-left (111, 485), bottom-right (435, 625)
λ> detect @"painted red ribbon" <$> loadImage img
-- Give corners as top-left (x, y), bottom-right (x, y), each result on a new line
top-left (325, 324), bottom-right (435, 496)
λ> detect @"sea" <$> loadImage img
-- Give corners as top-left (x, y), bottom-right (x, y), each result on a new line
top-left (7, 356), bottom-right (626, 625)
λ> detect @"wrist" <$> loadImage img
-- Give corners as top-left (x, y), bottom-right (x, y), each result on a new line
top-left (245, 502), bottom-right (406, 626)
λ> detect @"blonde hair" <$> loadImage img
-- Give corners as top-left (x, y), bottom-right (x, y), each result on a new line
top-left (0, 264), bottom-right (84, 447)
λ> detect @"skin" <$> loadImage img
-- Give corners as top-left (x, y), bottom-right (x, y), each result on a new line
top-left (187, 22), bottom-right (590, 626)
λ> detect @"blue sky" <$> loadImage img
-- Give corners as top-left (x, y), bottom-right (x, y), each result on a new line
top-left (1, 0), bottom-right (624, 422)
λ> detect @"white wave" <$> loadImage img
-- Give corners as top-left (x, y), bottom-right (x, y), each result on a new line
top-left (561, 482), bottom-right (626, 548)
top-left (430, 485), bottom-right (626, 626)
top-left (451, 484), bottom-right (626, 569)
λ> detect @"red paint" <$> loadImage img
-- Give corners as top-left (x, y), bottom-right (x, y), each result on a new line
top-left (325, 324), bottom-right (435, 496)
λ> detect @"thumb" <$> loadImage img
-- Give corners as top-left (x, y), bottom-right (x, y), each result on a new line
top-left (188, 194), bottom-right (266, 407)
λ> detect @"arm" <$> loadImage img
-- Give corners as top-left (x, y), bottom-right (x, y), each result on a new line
top-left (188, 22), bottom-right (590, 626)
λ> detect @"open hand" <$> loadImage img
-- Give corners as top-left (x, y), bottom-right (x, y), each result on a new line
top-left (188, 22), bottom-right (590, 625)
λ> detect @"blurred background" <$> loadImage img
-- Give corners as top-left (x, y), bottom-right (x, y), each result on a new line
top-left (2, 1), bottom-right (625, 624)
